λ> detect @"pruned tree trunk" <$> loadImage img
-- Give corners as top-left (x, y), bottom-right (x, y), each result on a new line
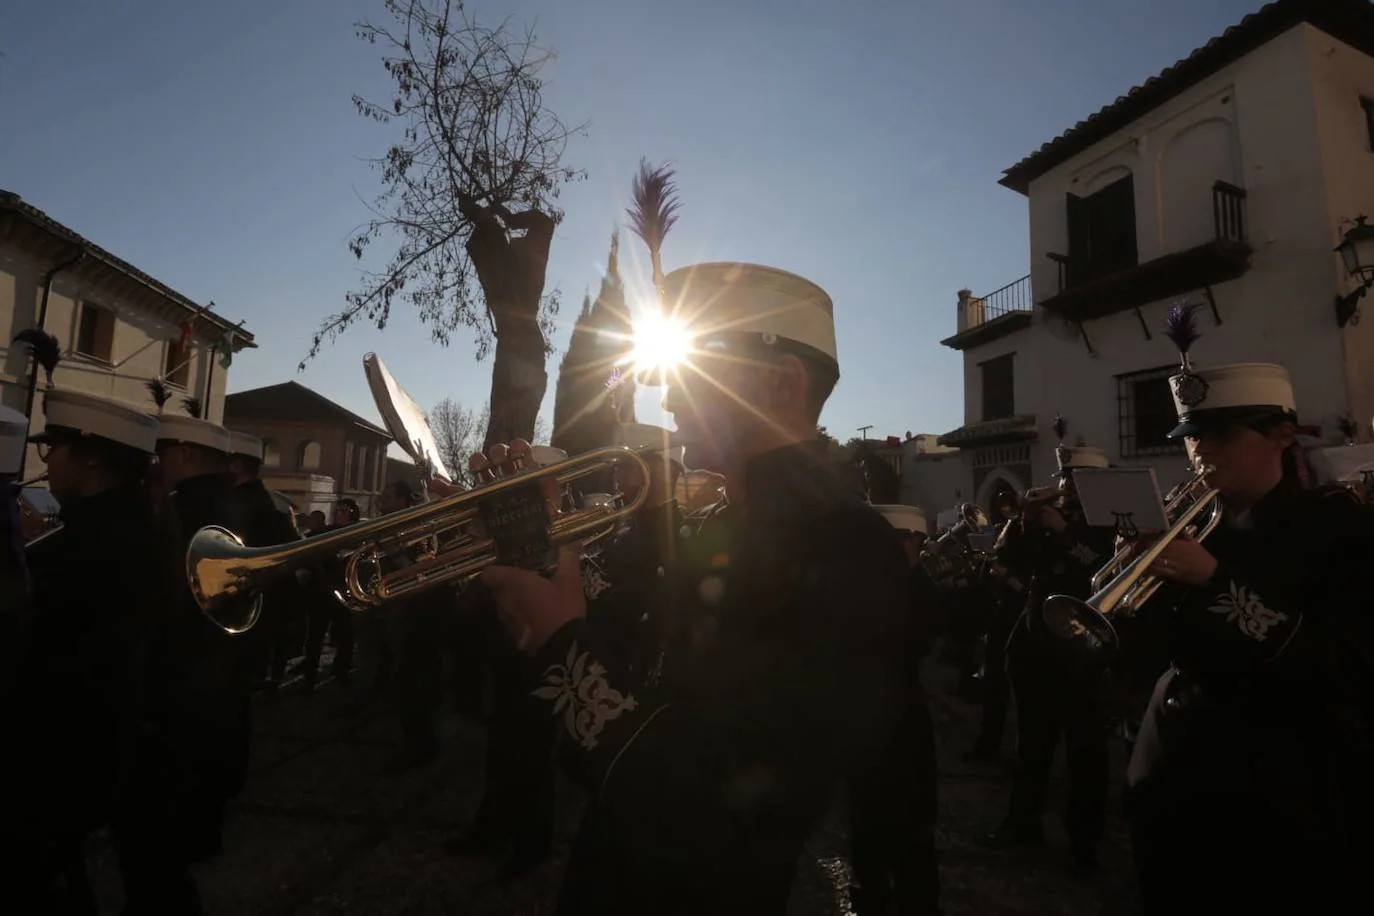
top-left (466, 201), bottom-right (557, 449)
top-left (485, 310), bottom-right (548, 449)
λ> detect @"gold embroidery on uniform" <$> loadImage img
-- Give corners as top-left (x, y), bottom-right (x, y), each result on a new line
top-left (532, 641), bottom-right (639, 749)
top-left (1207, 582), bottom-right (1289, 642)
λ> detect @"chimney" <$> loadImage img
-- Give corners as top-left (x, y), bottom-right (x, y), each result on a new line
top-left (957, 288), bottom-right (985, 333)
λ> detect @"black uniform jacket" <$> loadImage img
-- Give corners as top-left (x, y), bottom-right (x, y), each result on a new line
top-left (1128, 481), bottom-right (1374, 834)
top-left (532, 443), bottom-right (913, 915)
top-left (8, 484), bottom-right (166, 833)
top-left (1006, 502), bottom-right (1114, 674)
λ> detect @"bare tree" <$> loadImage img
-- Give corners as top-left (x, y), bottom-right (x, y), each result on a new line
top-left (311, 0), bottom-right (584, 451)
top-left (429, 396), bottom-right (552, 482)
top-left (429, 397), bottom-right (486, 483)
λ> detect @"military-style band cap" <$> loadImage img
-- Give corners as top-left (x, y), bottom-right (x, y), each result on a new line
top-left (157, 414), bottom-right (233, 455)
top-left (1, 405), bottom-right (28, 475)
top-left (872, 503), bottom-right (929, 537)
top-left (228, 431), bottom-right (265, 462)
top-left (662, 262), bottom-right (838, 367)
top-left (1168, 362), bottom-right (1297, 439)
top-left (1054, 445), bottom-right (1109, 478)
top-left (30, 389), bottom-right (161, 455)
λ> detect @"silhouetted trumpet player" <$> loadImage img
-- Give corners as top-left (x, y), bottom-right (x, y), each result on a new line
top-left (1120, 306), bottom-right (1374, 914)
top-left (979, 415), bottom-right (1114, 876)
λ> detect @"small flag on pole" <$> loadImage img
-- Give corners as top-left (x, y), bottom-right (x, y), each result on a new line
top-left (217, 333), bottom-right (235, 369)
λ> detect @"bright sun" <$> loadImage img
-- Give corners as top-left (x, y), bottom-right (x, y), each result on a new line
top-left (630, 312), bottom-right (692, 375)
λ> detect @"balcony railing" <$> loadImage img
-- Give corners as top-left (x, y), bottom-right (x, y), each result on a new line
top-left (1041, 181), bottom-right (1251, 321)
top-left (959, 275), bottom-right (1031, 331)
top-left (943, 275), bottom-right (1034, 350)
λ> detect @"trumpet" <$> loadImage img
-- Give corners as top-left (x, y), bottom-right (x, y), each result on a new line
top-left (1040, 465), bottom-right (1224, 664)
top-left (186, 445), bottom-right (652, 634)
top-left (921, 502), bottom-right (991, 582)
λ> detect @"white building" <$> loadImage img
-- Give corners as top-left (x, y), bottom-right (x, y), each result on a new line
top-left (937, 0), bottom-right (1374, 510)
top-left (0, 190), bottom-right (256, 475)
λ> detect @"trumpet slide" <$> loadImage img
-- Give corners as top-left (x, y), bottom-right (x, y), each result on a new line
top-left (186, 445), bottom-right (652, 634)
top-left (1040, 466), bottom-right (1223, 664)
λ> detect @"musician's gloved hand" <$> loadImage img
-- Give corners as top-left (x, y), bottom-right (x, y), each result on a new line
top-left (467, 440), bottom-right (560, 510)
top-left (482, 545), bottom-right (586, 654)
top-left (1147, 535), bottom-right (1218, 587)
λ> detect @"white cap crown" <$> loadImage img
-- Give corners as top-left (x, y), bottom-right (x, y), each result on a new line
top-left (1169, 362), bottom-right (1296, 418)
top-left (41, 390), bottom-right (160, 454)
top-left (157, 415), bottom-right (233, 455)
top-left (872, 503), bottom-right (928, 536)
top-left (228, 431), bottom-right (265, 462)
top-left (662, 262), bottom-right (838, 363)
top-left (1, 405), bottom-right (27, 475)
top-left (1056, 445), bottom-right (1110, 472)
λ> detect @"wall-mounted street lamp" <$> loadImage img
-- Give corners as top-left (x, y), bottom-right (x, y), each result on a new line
top-left (1334, 215), bottom-right (1374, 327)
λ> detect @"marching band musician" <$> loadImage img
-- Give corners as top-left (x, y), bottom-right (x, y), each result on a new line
top-left (1, 406), bottom-right (32, 693)
top-left (0, 390), bottom-right (186, 911)
top-left (850, 504), bottom-right (941, 916)
top-left (226, 432), bottom-right (303, 692)
top-left (153, 414), bottom-right (255, 866)
top-left (980, 427), bottom-right (1114, 876)
top-left (966, 490), bottom-right (1027, 760)
top-left (1127, 344), bottom-right (1374, 910)
top-left (475, 262), bottom-right (917, 914)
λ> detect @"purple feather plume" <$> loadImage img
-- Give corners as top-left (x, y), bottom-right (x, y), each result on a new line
top-left (13, 328), bottom-right (61, 387)
top-left (1052, 414), bottom-right (1067, 441)
top-left (1164, 304), bottom-right (1202, 355)
top-left (182, 396), bottom-right (204, 419)
top-left (1338, 414), bottom-right (1357, 441)
top-left (627, 159), bottom-right (680, 289)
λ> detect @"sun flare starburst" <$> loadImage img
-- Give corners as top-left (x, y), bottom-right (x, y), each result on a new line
top-left (629, 312), bottom-right (692, 376)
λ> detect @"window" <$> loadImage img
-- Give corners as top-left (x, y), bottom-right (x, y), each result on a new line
top-left (75, 303), bottom-right (115, 361)
top-left (262, 438), bottom-right (281, 467)
top-left (1066, 174), bottom-right (1138, 286)
top-left (298, 440), bottom-right (322, 471)
top-left (980, 353), bottom-right (1015, 421)
top-left (164, 338), bottom-right (190, 388)
top-left (1117, 365), bottom-right (1187, 457)
top-left (1362, 96), bottom-right (1374, 151)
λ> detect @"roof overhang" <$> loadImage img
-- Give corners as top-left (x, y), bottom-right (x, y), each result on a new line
top-left (0, 190), bottom-right (256, 351)
top-left (999, 0), bottom-right (1374, 195)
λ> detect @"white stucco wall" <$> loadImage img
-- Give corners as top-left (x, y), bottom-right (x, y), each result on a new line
top-left (956, 23), bottom-right (1374, 492)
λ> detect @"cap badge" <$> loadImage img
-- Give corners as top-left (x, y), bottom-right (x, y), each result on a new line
top-left (1170, 371), bottom-right (1209, 409)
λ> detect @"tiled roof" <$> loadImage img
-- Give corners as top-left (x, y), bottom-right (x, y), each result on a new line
top-left (1001, 0), bottom-right (1374, 194)
top-left (937, 414), bottom-right (1039, 448)
top-left (225, 381), bottom-right (390, 438)
top-left (0, 189), bottom-right (255, 346)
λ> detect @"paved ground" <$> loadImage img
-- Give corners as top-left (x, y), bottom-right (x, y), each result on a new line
top-left (90, 654), bottom-right (1141, 915)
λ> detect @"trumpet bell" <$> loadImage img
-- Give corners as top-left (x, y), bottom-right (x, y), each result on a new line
top-left (1041, 594), bottom-right (1120, 664)
top-left (187, 526), bottom-right (266, 634)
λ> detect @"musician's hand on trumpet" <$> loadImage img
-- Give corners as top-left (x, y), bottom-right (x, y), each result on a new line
top-left (466, 439), bottom-right (578, 653)
top-left (482, 544), bottom-right (588, 655)
top-left (1146, 535), bottom-right (1218, 587)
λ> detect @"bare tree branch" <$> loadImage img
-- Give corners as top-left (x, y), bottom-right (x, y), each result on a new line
top-left (306, 0), bottom-right (585, 380)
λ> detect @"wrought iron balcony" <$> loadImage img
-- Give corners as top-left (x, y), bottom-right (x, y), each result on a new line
top-left (940, 275), bottom-right (1034, 351)
top-left (1041, 181), bottom-right (1251, 322)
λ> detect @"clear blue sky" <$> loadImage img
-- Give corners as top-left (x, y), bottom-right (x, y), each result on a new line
top-left (1, 0), bottom-right (1265, 449)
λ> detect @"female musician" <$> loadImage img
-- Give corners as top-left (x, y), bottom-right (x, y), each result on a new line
top-left (1128, 356), bottom-right (1374, 913)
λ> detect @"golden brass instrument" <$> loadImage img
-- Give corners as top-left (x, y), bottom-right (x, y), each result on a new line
top-left (12, 473), bottom-right (63, 549)
top-left (1089, 470), bottom-right (1216, 595)
top-left (921, 502), bottom-right (992, 581)
top-left (1041, 466), bottom-right (1224, 662)
top-left (187, 445), bottom-right (652, 634)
